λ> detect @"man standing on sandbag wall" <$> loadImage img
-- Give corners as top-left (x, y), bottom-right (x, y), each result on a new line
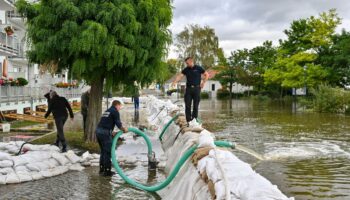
top-left (45, 91), bottom-right (74, 153)
top-left (95, 100), bottom-right (128, 176)
top-left (172, 57), bottom-right (209, 124)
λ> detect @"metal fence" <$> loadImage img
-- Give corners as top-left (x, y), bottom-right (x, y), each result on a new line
top-left (0, 32), bottom-right (19, 55)
top-left (0, 86), bottom-right (82, 104)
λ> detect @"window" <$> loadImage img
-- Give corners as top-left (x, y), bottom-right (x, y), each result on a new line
top-left (212, 84), bottom-right (215, 91)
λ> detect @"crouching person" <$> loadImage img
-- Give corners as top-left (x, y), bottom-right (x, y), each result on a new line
top-left (95, 100), bottom-right (128, 176)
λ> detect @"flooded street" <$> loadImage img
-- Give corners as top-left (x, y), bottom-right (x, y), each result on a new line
top-left (200, 99), bottom-right (350, 200)
top-left (1, 99), bottom-right (350, 200)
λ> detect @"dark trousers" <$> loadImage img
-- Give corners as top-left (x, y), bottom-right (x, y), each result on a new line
top-left (184, 87), bottom-right (201, 122)
top-left (54, 116), bottom-right (68, 148)
top-left (134, 97), bottom-right (140, 110)
top-left (96, 127), bottom-right (112, 168)
top-left (82, 113), bottom-right (87, 133)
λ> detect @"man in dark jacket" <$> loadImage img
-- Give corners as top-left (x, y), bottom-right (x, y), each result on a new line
top-left (96, 100), bottom-right (128, 176)
top-left (45, 91), bottom-right (74, 152)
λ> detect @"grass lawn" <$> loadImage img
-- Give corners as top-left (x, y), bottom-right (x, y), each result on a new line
top-left (10, 121), bottom-right (42, 128)
top-left (32, 131), bottom-right (100, 153)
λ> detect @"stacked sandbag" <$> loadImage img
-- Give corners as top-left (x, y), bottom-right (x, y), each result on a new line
top-left (144, 96), bottom-right (294, 200)
top-left (0, 141), bottom-right (106, 185)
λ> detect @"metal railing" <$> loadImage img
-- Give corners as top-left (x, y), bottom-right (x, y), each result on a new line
top-left (0, 32), bottom-right (19, 55)
top-left (0, 86), bottom-right (82, 104)
top-left (7, 10), bottom-right (23, 18)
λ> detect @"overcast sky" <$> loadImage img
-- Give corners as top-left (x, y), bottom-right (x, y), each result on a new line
top-left (169, 0), bottom-right (350, 58)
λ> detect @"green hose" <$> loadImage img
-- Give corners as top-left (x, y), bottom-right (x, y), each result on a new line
top-left (111, 127), bottom-right (234, 192)
top-left (158, 114), bottom-right (179, 141)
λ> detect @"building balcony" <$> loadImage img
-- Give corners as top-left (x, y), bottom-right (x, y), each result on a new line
top-left (0, 32), bottom-right (19, 56)
top-left (0, 0), bottom-right (15, 11)
top-left (7, 10), bottom-right (26, 29)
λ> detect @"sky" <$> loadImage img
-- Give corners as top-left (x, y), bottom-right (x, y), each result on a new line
top-left (168, 0), bottom-right (350, 58)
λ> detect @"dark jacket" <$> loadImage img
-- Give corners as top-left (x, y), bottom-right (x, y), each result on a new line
top-left (45, 96), bottom-right (74, 119)
top-left (97, 106), bottom-right (122, 130)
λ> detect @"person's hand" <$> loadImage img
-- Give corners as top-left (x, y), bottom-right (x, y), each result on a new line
top-left (122, 127), bottom-right (128, 133)
top-left (112, 132), bottom-right (117, 137)
top-left (200, 81), bottom-right (205, 88)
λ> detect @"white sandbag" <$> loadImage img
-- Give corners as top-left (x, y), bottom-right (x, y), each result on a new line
top-left (0, 175), bottom-right (6, 184)
top-left (40, 170), bottom-right (53, 178)
top-left (69, 163), bottom-right (85, 171)
top-left (91, 163), bottom-right (99, 167)
top-left (17, 171), bottom-right (33, 182)
top-left (5, 173), bottom-right (20, 184)
top-left (57, 166), bottom-right (69, 174)
top-left (31, 172), bottom-right (43, 180)
top-left (197, 130), bottom-right (215, 148)
top-left (0, 160), bottom-right (13, 168)
top-left (81, 161), bottom-right (91, 166)
top-left (81, 151), bottom-right (94, 162)
top-left (214, 180), bottom-right (226, 200)
top-left (6, 146), bottom-right (19, 154)
top-left (0, 142), bottom-right (7, 150)
top-left (90, 159), bottom-right (100, 163)
top-left (65, 150), bottom-right (81, 164)
top-left (0, 152), bottom-right (11, 161)
top-left (92, 153), bottom-right (100, 159)
top-left (48, 158), bottom-right (60, 168)
top-left (12, 156), bottom-right (28, 167)
top-left (52, 152), bottom-right (69, 165)
top-left (0, 167), bottom-right (14, 175)
top-left (26, 163), bottom-right (41, 172)
top-left (36, 162), bottom-right (50, 171)
top-left (15, 165), bottom-right (29, 173)
top-left (206, 158), bottom-right (222, 183)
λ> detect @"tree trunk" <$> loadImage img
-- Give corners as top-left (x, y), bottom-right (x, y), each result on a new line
top-left (85, 76), bottom-right (104, 142)
top-left (229, 82), bottom-right (233, 100)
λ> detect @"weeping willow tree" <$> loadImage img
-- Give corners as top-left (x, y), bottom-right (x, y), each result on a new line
top-left (17, 0), bottom-right (172, 142)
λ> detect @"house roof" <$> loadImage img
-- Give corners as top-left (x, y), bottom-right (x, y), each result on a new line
top-left (165, 68), bottom-right (219, 84)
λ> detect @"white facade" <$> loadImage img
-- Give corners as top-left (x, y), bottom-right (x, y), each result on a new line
top-left (0, 1), bottom-right (67, 87)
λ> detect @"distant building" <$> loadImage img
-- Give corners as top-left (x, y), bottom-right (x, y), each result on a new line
top-left (0, 0), bottom-right (67, 87)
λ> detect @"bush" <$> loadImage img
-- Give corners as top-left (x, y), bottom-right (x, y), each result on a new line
top-left (16, 77), bottom-right (28, 86)
top-left (310, 84), bottom-right (350, 113)
top-left (200, 91), bottom-right (209, 99)
top-left (217, 89), bottom-right (230, 99)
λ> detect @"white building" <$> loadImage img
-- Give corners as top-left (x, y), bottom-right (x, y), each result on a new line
top-left (0, 0), bottom-right (67, 88)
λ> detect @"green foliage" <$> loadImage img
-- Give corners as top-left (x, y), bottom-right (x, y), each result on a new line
top-left (16, 77), bottom-right (29, 86)
top-left (217, 88), bottom-right (230, 99)
top-left (175, 24), bottom-right (219, 68)
top-left (265, 10), bottom-right (340, 90)
top-left (200, 91), bottom-right (209, 99)
top-left (310, 84), bottom-right (350, 113)
top-left (16, 0), bottom-right (173, 88)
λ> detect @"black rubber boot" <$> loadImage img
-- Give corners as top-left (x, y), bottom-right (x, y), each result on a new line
top-left (103, 167), bottom-right (115, 176)
top-left (99, 165), bottom-right (105, 175)
top-left (61, 144), bottom-right (67, 153)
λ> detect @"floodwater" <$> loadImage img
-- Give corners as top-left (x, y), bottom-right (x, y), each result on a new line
top-left (200, 99), bottom-right (350, 200)
top-left (1, 99), bottom-right (349, 200)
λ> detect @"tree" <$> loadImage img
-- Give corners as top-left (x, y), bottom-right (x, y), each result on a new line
top-left (247, 41), bottom-right (277, 91)
top-left (175, 24), bottom-right (219, 68)
top-left (317, 30), bottom-right (350, 87)
top-left (17, 0), bottom-right (172, 142)
top-left (264, 10), bottom-right (340, 93)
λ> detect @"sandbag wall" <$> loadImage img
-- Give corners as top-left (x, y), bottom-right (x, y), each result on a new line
top-left (145, 96), bottom-right (294, 200)
top-left (0, 141), bottom-right (100, 185)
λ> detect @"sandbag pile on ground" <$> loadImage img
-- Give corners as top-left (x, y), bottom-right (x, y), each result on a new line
top-left (144, 96), bottom-right (294, 200)
top-left (0, 141), bottom-right (105, 185)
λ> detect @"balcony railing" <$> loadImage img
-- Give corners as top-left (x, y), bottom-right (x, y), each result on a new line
top-left (0, 86), bottom-right (82, 104)
top-left (0, 32), bottom-right (19, 55)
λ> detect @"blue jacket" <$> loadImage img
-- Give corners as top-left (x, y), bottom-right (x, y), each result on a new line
top-left (97, 106), bottom-right (122, 130)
